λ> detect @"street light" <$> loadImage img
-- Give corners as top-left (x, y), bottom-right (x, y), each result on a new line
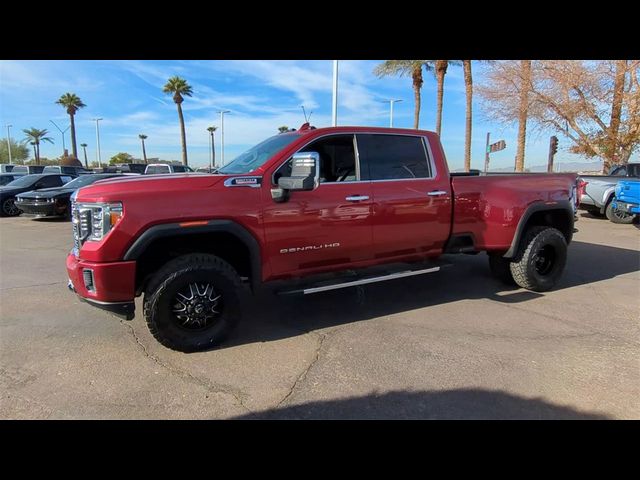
top-left (382, 99), bottom-right (403, 128)
top-left (92, 118), bottom-right (103, 168)
top-left (50, 120), bottom-right (70, 154)
top-left (4, 124), bottom-right (12, 164)
top-left (217, 110), bottom-right (231, 165)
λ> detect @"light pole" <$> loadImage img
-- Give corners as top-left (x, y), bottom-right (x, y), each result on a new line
top-left (50, 120), bottom-right (70, 155)
top-left (4, 124), bottom-right (12, 164)
top-left (332, 60), bottom-right (339, 126)
top-left (92, 118), bottom-right (103, 168)
top-left (383, 99), bottom-right (403, 128)
top-left (217, 110), bottom-right (230, 165)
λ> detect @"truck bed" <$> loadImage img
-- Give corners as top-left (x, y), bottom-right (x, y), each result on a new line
top-left (450, 173), bottom-right (577, 252)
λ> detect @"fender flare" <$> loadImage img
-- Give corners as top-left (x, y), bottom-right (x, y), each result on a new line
top-left (503, 200), bottom-right (574, 258)
top-left (600, 187), bottom-right (616, 213)
top-left (123, 219), bottom-right (262, 289)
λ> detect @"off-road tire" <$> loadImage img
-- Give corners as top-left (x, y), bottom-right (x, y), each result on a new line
top-left (144, 253), bottom-right (243, 352)
top-left (488, 253), bottom-right (516, 285)
top-left (509, 226), bottom-right (567, 292)
top-left (606, 201), bottom-right (634, 224)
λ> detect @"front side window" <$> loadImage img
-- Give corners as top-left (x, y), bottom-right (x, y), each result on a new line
top-left (357, 134), bottom-right (431, 181)
top-left (38, 176), bottom-right (63, 188)
top-left (274, 134), bottom-right (358, 184)
top-left (172, 165), bottom-right (186, 173)
top-left (612, 167), bottom-right (627, 176)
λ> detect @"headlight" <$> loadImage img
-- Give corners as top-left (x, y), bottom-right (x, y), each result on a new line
top-left (76, 202), bottom-right (123, 242)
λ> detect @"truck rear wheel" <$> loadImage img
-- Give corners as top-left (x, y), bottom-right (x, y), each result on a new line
top-left (143, 253), bottom-right (243, 352)
top-left (488, 253), bottom-right (516, 285)
top-left (509, 227), bottom-right (567, 292)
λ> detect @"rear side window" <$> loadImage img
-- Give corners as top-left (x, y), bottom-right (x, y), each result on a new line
top-left (38, 176), bottom-right (63, 188)
top-left (60, 176), bottom-right (73, 184)
top-left (146, 166), bottom-right (169, 174)
top-left (172, 165), bottom-right (186, 172)
top-left (357, 134), bottom-right (431, 180)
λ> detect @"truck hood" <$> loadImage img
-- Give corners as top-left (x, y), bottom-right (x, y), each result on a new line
top-left (76, 174), bottom-right (227, 201)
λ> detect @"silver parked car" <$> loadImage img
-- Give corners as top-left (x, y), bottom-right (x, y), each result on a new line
top-left (579, 163), bottom-right (640, 221)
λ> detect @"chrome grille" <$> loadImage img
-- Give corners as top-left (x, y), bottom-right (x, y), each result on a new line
top-left (71, 199), bottom-right (81, 255)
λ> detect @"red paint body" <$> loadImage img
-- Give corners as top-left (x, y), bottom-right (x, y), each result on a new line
top-left (66, 127), bottom-right (577, 303)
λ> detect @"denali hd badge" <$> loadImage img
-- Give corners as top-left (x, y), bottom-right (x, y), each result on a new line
top-left (224, 176), bottom-right (262, 188)
top-left (280, 243), bottom-right (341, 254)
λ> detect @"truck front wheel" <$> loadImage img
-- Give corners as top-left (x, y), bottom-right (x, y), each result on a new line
top-left (509, 227), bottom-right (567, 292)
top-left (605, 201), bottom-right (634, 224)
top-left (143, 254), bottom-right (243, 352)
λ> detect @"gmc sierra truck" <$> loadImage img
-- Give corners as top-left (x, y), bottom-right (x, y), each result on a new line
top-left (67, 125), bottom-right (580, 352)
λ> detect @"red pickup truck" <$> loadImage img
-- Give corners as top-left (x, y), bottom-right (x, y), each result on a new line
top-left (67, 125), bottom-right (580, 351)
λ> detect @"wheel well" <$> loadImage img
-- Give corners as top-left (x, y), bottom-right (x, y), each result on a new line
top-left (504, 205), bottom-right (574, 258)
top-left (134, 232), bottom-right (252, 295)
top-left (525, 209), bottom-right (573, 244)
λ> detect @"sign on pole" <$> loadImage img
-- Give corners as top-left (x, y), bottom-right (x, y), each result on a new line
top-left (489, 140), bottom-right (506, 153)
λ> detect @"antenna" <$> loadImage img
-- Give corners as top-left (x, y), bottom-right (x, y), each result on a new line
top-left (301, 105), bottom-right (313, 124)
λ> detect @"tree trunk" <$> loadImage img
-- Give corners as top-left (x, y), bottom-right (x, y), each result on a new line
top-left (69, 113), bottom-right (78, 159)
top-left (176, 103), bottom-right (188, 165)
top-left (435, 61), bottom-right (448, 136)
top-left (141, 139), bottom-right (148, 163)
top-left (83, 147), bottom-right (88, 168)
top-left (32, 144), bottom-right (37, 164)
top-left (463, 60), bottom-right (473, 172)
top-left (606, 60), bottom-right (627, 173)
top-left (515, 60), bottom-right (531, 172)
top-left (412, 65), bottom-right (423, 129)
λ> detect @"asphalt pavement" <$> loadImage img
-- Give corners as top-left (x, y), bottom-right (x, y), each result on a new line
top-left (1, 213), bottom-right (638, 419)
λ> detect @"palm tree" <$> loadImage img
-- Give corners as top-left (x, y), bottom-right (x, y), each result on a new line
top-left (80, 143), bottom-right (89, 168)
top-left (163, 76), bottom-right (193, 165)
top-left (515, 60), bottom-right (532, 172)
top-left (374, 61), bottom-right (433, 129)
top-left (22, 128), bottom-right (54, 165)
top-left (55, 93), bottom-right (86, 159)
top-left (278, 126), bottom-right (290, 133)
top-left (138, 134), bottom-right (148, 163)
top-left (432, 60), bottom-right (461, 137)
top-left (206, 126), bottom-right (217, 169)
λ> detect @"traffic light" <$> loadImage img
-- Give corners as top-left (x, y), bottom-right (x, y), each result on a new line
top-left (550, 136), bottom-right (558, 156)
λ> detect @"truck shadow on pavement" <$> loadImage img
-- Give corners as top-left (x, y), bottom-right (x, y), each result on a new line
top-left (224, 240), bottom-right (640, 349)
top-left (232, 388), bottom-right (610, 419)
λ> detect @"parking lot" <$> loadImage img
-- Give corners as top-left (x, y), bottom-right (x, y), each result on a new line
top-left (0, 213), bottom-right (638, 419)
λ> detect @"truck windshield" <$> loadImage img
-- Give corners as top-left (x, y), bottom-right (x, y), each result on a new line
top-left (217, 133), bottom-right (301, 174)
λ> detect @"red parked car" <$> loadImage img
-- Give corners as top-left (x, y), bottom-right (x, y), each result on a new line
top-left (67, 125), bottom-right (580, 351)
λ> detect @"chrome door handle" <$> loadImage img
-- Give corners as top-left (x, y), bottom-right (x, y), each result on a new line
top-left (427, 190), bottom-right (447, 197)
top-left (345, 195), bottom-right (370, 202)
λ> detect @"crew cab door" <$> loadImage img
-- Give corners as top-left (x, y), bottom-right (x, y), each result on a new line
top-left (356, 133), bottom-right (452, 261)
top-left (262, 134), bottom-right (374, 277)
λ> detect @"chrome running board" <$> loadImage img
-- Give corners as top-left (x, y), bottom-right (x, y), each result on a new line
top-left (281, 266), bottom-right (441, 295)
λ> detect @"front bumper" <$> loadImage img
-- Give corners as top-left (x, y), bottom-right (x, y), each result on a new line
top-left (15, 200), bottom-right (63, 217)
top-left (66, 253), bottom-right (137, 320)
top-left (612, 200), bottom-right (640, 214)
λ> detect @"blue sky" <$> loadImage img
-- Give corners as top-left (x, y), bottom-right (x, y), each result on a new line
top-left (0, 60), bottom-right (597, 170)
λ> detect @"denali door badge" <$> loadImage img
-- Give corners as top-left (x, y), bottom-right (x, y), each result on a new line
top-left (224, 176), bottom-right (262, 188)
top-left (280, 243), bottom-right (341, 254)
